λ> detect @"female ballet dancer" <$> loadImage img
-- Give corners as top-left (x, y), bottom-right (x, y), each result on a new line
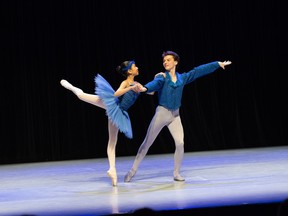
top-left (60, 60), bottom-right (144, 186)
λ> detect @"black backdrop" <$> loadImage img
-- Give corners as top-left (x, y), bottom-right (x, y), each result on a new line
top-left (2, 0), bottom-right (287, 164)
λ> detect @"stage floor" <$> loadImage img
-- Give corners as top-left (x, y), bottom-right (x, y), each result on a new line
top-left (0, 146), bottom-right (287, 216)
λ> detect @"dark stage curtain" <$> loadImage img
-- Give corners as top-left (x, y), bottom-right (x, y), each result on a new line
top-left (2, 0), bottom-right (287, 164)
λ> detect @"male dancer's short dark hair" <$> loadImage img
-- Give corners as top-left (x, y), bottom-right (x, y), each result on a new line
top-left (162, 51), bottom-right (180, 63)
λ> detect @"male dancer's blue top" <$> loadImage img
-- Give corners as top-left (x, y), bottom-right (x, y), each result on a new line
top-left (144, 61), bottom-right (220, 111)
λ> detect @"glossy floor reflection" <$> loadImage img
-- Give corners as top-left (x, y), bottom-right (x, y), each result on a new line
top-left (0, 146), bottom-right (288, 216)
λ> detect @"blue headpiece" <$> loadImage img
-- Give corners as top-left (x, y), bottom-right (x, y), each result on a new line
top-left (122, 60), bottom-right (135, 72)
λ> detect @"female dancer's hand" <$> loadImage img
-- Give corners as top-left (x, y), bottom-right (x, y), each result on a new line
top-left (131, 83), bottom-right (145, 92)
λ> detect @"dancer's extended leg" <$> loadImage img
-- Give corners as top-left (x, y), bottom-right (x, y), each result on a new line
top-left (124, 106), bottom-right (170, 182)
top-left (60, 79), bottom-right (105, 108)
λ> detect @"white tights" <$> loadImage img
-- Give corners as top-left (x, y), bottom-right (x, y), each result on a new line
top-left (131, 106), bottom-right (184, 177)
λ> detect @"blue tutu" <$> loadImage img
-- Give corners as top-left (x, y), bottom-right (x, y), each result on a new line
top-left (95, 74), bottom-right (133, 139)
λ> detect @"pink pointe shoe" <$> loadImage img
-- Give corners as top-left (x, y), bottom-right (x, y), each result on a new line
top-left (107, 170), bottom-right (117, 187)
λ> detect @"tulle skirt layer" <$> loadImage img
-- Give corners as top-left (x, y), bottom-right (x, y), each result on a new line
top-left (95, 74), bottom-right (132, 139)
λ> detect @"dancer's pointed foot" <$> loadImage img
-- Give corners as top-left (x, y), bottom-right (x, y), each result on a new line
top-left (107, 169), bottom-right (117, 187)
top-left (60, 79), bottom-right (83, 95)
top-left (124, 169), bottom-right (136, 182)
top-left (60, 79), bottom-right (72, 89)
top-left (173, 174), bottom-right (185, 182)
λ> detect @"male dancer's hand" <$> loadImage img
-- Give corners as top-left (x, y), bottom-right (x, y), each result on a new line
top-left (219, 60), bottom-right (232, 69)
top-left (154, 72), bottom-right (166, 78)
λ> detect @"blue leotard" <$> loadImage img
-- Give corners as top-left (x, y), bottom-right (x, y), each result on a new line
top-left (95, 74), bottom-right (140, 139)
